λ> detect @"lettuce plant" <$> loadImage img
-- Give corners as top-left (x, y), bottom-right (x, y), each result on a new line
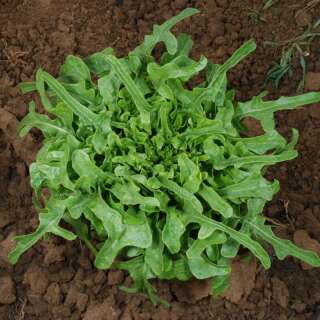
top-left (9, 8), bottom-right (320, 303)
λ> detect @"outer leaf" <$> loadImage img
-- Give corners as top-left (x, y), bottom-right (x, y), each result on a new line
top-left (145, 226), bottom-right (164, 276)
top-left (184, 215), bottom-right (271, 269)
top-left (133, 8), bottom-right (199, 56)
top-left (208, 40), bottom-right (256, 87)
top-left (30, 139), bottom-right (74, 192)
top-left (18, 102), bottom-right (71, 137)
top-left (84, 47), bottom-right (114, 75)
top-left (148, 55), bottom-right (207, 85)
top-left (235, 92), bottom-right (320, 131)
top-left (111, 182), bottom-right (160, 208)
top-left (36, 69), bottom-right (97, 124)
top-left (179, 119), bottom-right (226, 138)
top-left (220, 173), bottom-right (279, 201)
top-left (221, 238), bottom-right (240, 258)
top-left (192, 40), bottom-right (256, 108)
top-left (72, 149), bottom-right (107, 191)
top-left (161, 33), bottom-right (194, 64)
top-left (63, 213), bottom-right (97, 255)
top-left (188, 256), bottom-right (230, 279)
top-left (62, 80), bottom-right (97, 105)
top-left (159, 177), bottom-right (203, 214)
top-left (59, 55), bottom-right (92, 83)
top-left (212, 150), bottom-right (298, 170)
top-left (186, 232), bottom-right (230, 279)
top-left (103, 55), bottom-right (151, 126)
top-left (18, 81), bottom-right (36, 93)
top-left (87, 192), bottom-right (123, 238)
top-left (8, 199), bottom-right (72, 264)
top-left (233, 130), bottom-right (287, 155)
top-left (95, 213), bottom-right (152, 269)
top-left (91, 111), bottom-right (112, 154)
top-left (64, 191), bottom-right (91, 219)
top-left (248, 217), bottom-right (320, 267)
top-left (160, 257), bottom-right (192, 280)
top-left (212, 274), bottom-right (230, 297)
top-left (117, 257), bottom-right (169, 306)
top-left (198, 184), bottom-right (233, 218)
top-left (98, 72), bottom-right (121, 109)
top-left (187, 232), bottom-right (227, 258)
top-left (177, 153), bottom-right (202, 193)
top-left (162, 208), bottom-right (185, 254)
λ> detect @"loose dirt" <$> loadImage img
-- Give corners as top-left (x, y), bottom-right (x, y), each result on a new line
top-left (1, 0), bottom-right (320, 319)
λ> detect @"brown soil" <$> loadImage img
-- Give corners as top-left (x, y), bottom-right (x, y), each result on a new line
top-left (1, 0), bottom-right (320, 319)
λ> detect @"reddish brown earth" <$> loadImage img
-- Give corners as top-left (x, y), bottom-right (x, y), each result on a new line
top-left (1, 0), bottom-right (320, 319)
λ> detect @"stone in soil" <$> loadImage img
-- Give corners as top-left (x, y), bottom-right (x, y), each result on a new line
top-left (171, 278), bottom-right (212, 303)
top-left (271, 277), bottom-right (289, 309)
top-left (0, 232), bottom-right (16, 265)
top-left (0, 275), bottom-right (16, 304)
top-left (222, 257), bottom-right (257, 304)
top-left (44, 283), bottom-right (62, 305)
top-left (23, 265), bottom-right (49, 294)
top-left (43, 244), bottom-right (66, 265)
top-left (308, 104), bottom-right (320, 120)
top-left (83, 296), bottom-right (120, 320)
top-left (305, 72), bottom-right (320, 91)
top-left (107, 270), bottom-right (124, 286)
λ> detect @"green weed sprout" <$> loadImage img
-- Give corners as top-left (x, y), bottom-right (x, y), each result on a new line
top-left (265, 19), bottom-right (320, 92)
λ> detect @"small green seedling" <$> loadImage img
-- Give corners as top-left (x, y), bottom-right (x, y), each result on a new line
top-left (247, 8), bottom-right (267, 24)
top-left (263, 0), bottom-right (279, 10)
top-left (265, 19), bottom-right (320, 92)
top-left (8, 9), bottom-right (320, 304)
top-left (247, 0), bottom-right (279, 24)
